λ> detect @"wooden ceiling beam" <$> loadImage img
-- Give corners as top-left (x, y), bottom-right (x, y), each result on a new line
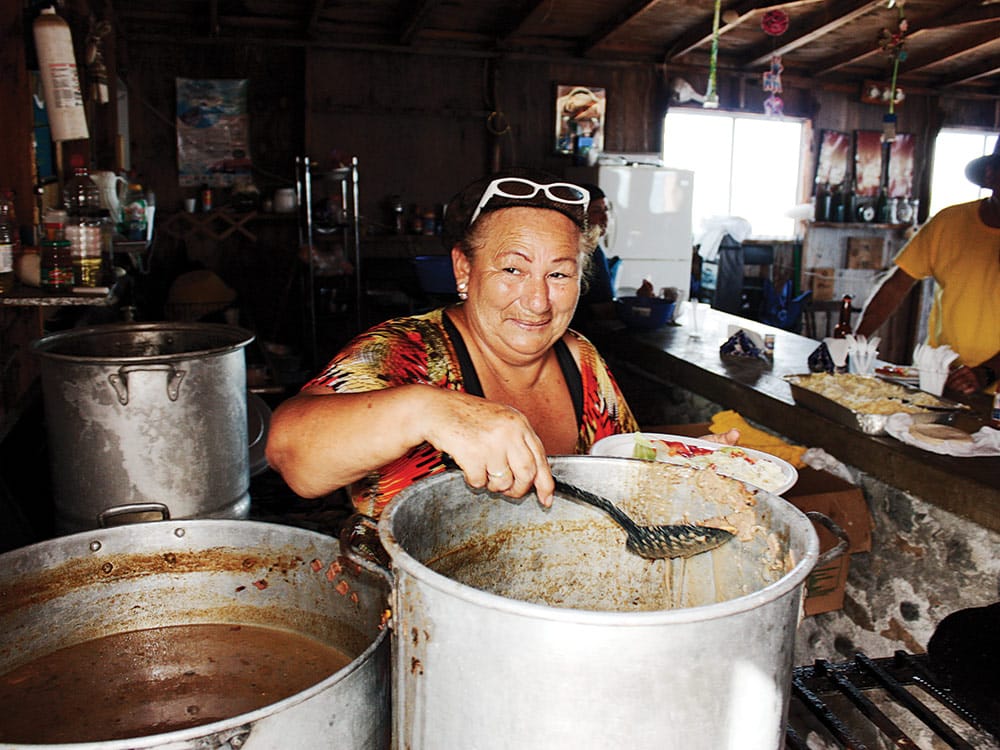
top-left (305, 0), bottom-right (327, 39)
top-left (937, 57), bottom-right (1000, 89)
top-left (495, 0), bottom-right (550, 42)
top-left (666, 0), bottom-right (819, 61)
top-left (810, 7), bottom-right (949, 76)
top-left (400, 0), bottom-right (444, 45)
top-left (902, 28), bottom-right (1000, 75)
top-left (580, 0), bottom-right (661, 56)
top-left (743, 0), bottom-right (885, 68)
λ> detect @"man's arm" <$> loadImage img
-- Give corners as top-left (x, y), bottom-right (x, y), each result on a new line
top-left (855, 265), bottom-right (920, 337)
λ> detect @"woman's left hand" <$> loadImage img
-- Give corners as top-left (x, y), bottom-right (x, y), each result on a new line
top-left (702, 428), bottom-right (740, 446)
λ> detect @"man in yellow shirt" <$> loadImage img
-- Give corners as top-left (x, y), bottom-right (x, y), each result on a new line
top-left (856, 139), bottom-right (1000, 394)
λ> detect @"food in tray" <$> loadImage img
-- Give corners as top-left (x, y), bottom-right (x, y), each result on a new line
top-left (594, 433), bottom-right (796, 494)
top-left (787, 372), bottom-right (953, 415)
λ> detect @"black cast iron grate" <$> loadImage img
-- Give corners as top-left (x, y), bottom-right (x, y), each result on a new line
top-left (786, 651), bottom-right (999, 749)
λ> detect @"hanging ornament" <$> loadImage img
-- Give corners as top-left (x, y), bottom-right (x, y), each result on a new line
top-left (762, 55), bottom-right (784, 117)
top-left (703, 0), bottom-right (722, 109)
top-left (877, 3), bottom-right (908, 141)
top-left (761, 10), bottom-right (789, 37)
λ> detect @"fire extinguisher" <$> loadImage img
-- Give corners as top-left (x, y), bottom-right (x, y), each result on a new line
top-left (33, 6), bottom-right (89, 142)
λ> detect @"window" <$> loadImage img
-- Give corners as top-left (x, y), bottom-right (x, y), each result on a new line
top-left (662, 110), bottom-right (805, 240)
top-left (928, 129), bottom-right (997, 217)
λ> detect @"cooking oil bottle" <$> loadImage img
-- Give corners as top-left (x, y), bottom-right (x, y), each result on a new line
top-left (0, 190), bottom-right (20, 294)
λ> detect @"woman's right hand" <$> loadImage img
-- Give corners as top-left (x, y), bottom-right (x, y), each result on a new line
top-left (421, 388), bottom-right (555, 508)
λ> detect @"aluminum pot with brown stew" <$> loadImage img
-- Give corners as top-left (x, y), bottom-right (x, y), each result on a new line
top-left (372, 455), bottom-right (840, 750)
top-left (0, 519), bottom-right (390, 749)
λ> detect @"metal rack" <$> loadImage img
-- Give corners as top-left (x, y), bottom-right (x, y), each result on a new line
top-left (294, 155), bottom-right (362, 368)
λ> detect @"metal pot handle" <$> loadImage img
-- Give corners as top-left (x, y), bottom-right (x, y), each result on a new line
top-left (339, 513), bottom-right (394, 587)
top-left (108, 364), bottom-right (186, 405)
top-left (806, 510), bottom-right (851, 566)
top-left (98, 502), bottom-right (171, 527)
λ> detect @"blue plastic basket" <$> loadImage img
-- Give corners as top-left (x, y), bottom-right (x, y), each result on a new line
top-left (413, 255), bottom-right (457, 295)
top-left (616, 296), bottom-right (676, 330)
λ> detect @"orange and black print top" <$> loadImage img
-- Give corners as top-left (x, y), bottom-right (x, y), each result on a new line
top-left (306, 308), bottom-right (638, 517)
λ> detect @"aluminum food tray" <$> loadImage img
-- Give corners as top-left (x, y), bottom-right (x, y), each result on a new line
top-left (784, 373), bottom-right (967, 435)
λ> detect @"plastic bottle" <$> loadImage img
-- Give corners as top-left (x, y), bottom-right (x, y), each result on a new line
top-left (121, 182), bottom-right (148, 242)
top-left (0, 191), bottom-right (19, 293)
top-left (63, 157), bottom-right (104, 286)
top-left (40, 238), bottom-right (75, 290)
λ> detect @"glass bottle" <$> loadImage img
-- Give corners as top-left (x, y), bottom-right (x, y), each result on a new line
top-left (832, 294), bottom-right (853, 338)
top-left (875, 187), bottom-right (890, 224)
top-left (64, 158), bottom-right (104, 286)
top-left (0, 190), bottom-right (20, 294)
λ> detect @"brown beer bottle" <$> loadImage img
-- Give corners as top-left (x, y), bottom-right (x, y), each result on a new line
top-left (832, 294), bottom-right (853, 338)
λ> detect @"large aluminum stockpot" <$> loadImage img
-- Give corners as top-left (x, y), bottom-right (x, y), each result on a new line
top-left (0, 520), bottom-right (390, 749)
top-left (33, 323), bottom-right (254, 533)
top-left (375, 456), bottom-right (837, 750)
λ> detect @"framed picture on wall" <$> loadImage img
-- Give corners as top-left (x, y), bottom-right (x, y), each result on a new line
top-left (554, 85), bottom-right (606, 155)
top-left (814, 130), bottom-right (850, 189)
top-left (853, 130), bottom-right (884, 198)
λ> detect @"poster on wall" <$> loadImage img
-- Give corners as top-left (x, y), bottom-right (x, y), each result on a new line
top-left (814, 130), bottom-right (850, 188)
top-left (554, 85), bottom-right (606, 155)
top-left (176, 78), bottom-right (251, 187)
top-left (853, 130), bottom-right (884, 198)
top-left (888, 133), bottom-right (915, 198)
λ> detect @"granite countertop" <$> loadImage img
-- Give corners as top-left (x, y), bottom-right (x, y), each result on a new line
top-left (586, 307), bottom-right (1000, 532)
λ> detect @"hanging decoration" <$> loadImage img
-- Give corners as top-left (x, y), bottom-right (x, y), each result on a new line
top-left (761, 10), bottom-right (789, 37)
top-left (877, 1), bottom-right (908, 141)
top-left (760, 9), bottom-right (789, 117)
top-left (703, 0), bottom-right (722, 108)
top-left (762, 56), bottom-right (784, 117)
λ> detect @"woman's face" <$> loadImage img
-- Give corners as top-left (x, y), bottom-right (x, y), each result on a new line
top-left (454, 207), bottom-right (583, 362)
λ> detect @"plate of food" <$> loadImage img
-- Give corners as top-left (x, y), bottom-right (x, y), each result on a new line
top-left (875, 365), bottom-right (919, 386)
top-left (884, 413), bottom-right (998, 457)
top-left (590, 432), bottom-right (798, 494)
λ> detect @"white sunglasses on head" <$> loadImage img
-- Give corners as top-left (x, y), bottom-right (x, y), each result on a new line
top-left (468, 177), bottom-right (589, 227)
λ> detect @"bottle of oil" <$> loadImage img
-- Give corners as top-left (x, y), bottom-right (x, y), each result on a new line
top-left (832, 294), bottom-right (853, 338)
top-left (64, 157), bottom-right (104, 286)
top-left (0, 190), bottom-right (19, 294)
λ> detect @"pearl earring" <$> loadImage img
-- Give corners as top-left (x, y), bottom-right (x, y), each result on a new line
top-left (457, 281), bottom-right (468, 301)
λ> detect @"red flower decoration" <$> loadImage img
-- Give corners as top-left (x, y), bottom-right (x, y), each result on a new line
top-left (761, 10), bottom-right (789, 36)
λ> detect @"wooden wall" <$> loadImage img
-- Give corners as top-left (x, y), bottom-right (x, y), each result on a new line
top-left (118, 37), bottom-right (997, 235)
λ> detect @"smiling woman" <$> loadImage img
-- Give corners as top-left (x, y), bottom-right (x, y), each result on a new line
top-left (265, 168), bottom-right (639, 519)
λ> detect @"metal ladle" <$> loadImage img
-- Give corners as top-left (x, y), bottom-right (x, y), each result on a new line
top-left (553, 478), bottom-right (734, 560)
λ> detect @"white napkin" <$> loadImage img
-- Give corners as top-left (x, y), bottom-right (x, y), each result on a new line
top-left (846, 334), bottom-right (880, 376)
top-left (823, 337), bottom-right (849, 368)
top-left (885, 414), bottom-right (1000, 457)
top-left (913, 344), bottom-right (959, 396)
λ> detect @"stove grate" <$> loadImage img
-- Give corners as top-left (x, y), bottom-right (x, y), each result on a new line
top-left (787, 651), bottom-right (999, 750)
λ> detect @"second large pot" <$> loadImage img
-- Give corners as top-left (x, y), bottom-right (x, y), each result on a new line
top-left (377, 456), bottom-right (823, 750)
top-left (33, 323), bottom-right (254, 533)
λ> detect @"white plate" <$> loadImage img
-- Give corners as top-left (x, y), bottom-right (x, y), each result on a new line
top-left (590, 432), bottom-right (799, 495)
top-left (875, 366), bottom-right (919, 386)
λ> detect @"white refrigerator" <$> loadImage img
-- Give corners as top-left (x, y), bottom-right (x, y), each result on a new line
top-left (568, 159), bottom-right (694, 298)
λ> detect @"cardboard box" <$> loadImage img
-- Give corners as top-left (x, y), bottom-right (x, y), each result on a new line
top-left (847, 236), bottom-right (885, 269)
top-left (642, 424), bottom-right (873, 616)
top-left (784, 467), bottom-right (872, 615)
top-left (805, 267), bottom-right (835, 301)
